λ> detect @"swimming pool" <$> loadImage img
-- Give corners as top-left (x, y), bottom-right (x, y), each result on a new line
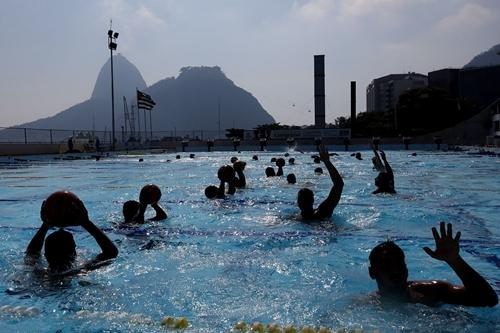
top-left (0, 149), bottom-right (498, 332)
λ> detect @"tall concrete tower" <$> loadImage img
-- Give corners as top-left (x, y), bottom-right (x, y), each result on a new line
top-left (314, 55), bottom-right (326, 128)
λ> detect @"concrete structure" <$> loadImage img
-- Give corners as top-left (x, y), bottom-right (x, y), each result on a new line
top-left (428, 68), bottom-right (459, 97)
top-left (314, 55), bottom-right (326, 128)
top-left (366, 73), bottom-right (428, 113)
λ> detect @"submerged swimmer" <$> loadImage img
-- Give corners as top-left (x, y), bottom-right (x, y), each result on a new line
top-left (297, 144), bottom-right (344, 220)
top-left (369, 222), bottom-right (498, 307)
top-left (25, 191), bottom-right (118, 274)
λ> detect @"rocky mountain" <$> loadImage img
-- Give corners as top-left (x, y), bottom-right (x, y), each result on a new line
top-left (14, 55), bottom-right (275, 134)
top-left (145, 66), bottom-right (275, 131)
top-left (463, 43), bottom-right (500, 68)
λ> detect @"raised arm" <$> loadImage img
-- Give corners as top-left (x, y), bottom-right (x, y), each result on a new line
top-left (316, 144), bottom-right (344, 217)
top-left (150, 202), bottom-right (167, 221)
top-left (216, 180), bottom-right (226, 199)
top-left (379, 150), bottom-right (393, 178)
top-left (80, 218), bottom-right (118, 261)
top-left (422, 222), bottom-right (498, 307)
top-left (26, 201), bottom-right (51, 257)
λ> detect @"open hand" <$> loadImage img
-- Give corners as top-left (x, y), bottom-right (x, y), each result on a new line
top-left (423, 222), bottom-right (461, 263)
top-left (318, 144), bottom-right (330, 161)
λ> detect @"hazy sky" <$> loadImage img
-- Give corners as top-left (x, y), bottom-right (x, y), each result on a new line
top-left (1, 0), bottom-right (499, 128)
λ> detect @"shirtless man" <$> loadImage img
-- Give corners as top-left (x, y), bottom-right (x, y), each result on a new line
top-left (127, 184), bottom-right (167, 223)
top-left (297, 144), bottom-right (344, 220)
top-left (369, 222), bottom-right (498, 307)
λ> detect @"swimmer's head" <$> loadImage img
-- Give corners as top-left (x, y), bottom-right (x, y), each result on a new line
top-left (314, 167), bottom-right (323, 174)
top-left (176, 155), bottom-right (181, 159)
top-left (284, 153), bottom-right (290, 157)
top-left (204, 185), bottom-right (218, 199)
top-left (369, 241), bottom-right (408, 295)
top-left (230, 156), bottom-right (238, 163)
top-left (252, 155), bottom-right (258, 161)
top-left (297, 188), bottom-right (314, 212)
top-left (189, 154), bottom-right (195, 158)
top-left (270, 157), bottom-right (277, 163)
top-left (265, 167), bottom-right (276, 177)
top-left (313, 157), bottom-right (321, 164)
top-left (44, 229), bottom-right (76, 271)
top-left (123, 200), bottom-right (140, 223)
top-left (288, 158), bottom-right (295, 165)
top-left (276, 158), bottom-right (285, 168)
top-left (355, 152), bottom-right (362, 160)
top-left (287, 173), bottom-right (297, 184)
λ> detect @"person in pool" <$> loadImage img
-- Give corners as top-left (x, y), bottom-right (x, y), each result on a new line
top-left (369, 222), bottom-right (498, 307)
top-left (26, 193), bottom-right (118, 273)
top-left (125, 185), bottom-right (168, 223)
top-left (372, 148), bottom-right (395, 194)
top-left (233, 160), bottom-right (246, 188)
top-left (205, 165), bottom-right (236, 199)
top-left (297, 144), bottom-right (344, 220)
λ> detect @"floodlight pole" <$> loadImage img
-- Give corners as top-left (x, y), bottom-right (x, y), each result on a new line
top-left (108, 29), bottom-right (118, 150)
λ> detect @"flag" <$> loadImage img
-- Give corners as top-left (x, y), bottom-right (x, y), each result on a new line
top-left (137, 89), bottom-right (156, 110)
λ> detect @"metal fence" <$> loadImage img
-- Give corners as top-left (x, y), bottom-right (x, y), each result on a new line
top-left (0, 127), bottom-right (236, 144)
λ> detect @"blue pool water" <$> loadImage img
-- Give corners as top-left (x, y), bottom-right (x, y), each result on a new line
top-left (0, 150), bottom-right (498, 332)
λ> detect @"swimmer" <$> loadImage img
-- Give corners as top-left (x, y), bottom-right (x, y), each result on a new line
top-left (314, 167), bottom-right (323, 174)
top-left (252, 155), bottom-right (258, 161)
top-left (313, 157), bottom-right (321, 164)
top-left (297, 144), bottom-right (344, 220)
top-left (369, 222), bottom-right (498, 307)
top-left (230, 156), bottom-right (238, 163)
top-left (233, 160), bottom-right (246, 188)
top-left (133, 185), bottom-right (168, 223)
top-left (355, 152), bottom-right (362, 160)
top-left (270, 157), bottom-right (277, 163)
top-left (372, 149), bottom-right (395, 194)
top-left (214, 165), bottom-right (236, 197)
top-left (286, 173), bottom-right (296, 184)
top-left (288, 158), bottom-right (295, 165)
top-left (265, 167), bottom-right (276, 177)
top-left (26, 193), bottom-right (118, 273)
top-left (275, 158), bottom-right (285, 176)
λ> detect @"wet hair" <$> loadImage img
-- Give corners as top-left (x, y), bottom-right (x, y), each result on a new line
top-left (176, 155), bottom-right (181, 159)
top-left (284, 153), bottom-right (290, 157)
top-left (314, 167), bottom-right (323, 174)
top-left (252, 155), bottom-right (258, 161)
top-left (369, 241), bottom-right (405, 267)
top-left (205, 185), bottom-right (218, 199)
top-left (287, 173), bottom-right (296, 184)
top-left (230, 156), bottom-right (238, 163)
top-left (44, 229), bottom-right (76, 269)
top-left (270, 157), bottom-right (277, 163)
top-left (123, 200), bottom-right (140, 222)
top-left (313, 157), bottom-right (321, 164)
top-left (265, 167), bottom-right (276, 177)
top-left (189, 154), bottom-right (195, 158)
top-left (355, 152), bottom-right (362, 160)
top-left (297, 188), bottom-right (314, 210)
top-left (288, 158), bottom-right (295, 165)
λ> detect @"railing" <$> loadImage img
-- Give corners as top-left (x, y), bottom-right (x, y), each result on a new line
top-left (0, 127), bottom-right (237, 145)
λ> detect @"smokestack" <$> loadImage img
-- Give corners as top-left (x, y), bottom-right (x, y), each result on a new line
top-left (314, 55), bottom-right (325, 128)
top-left (350, 81), bottom-right (356, 136)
